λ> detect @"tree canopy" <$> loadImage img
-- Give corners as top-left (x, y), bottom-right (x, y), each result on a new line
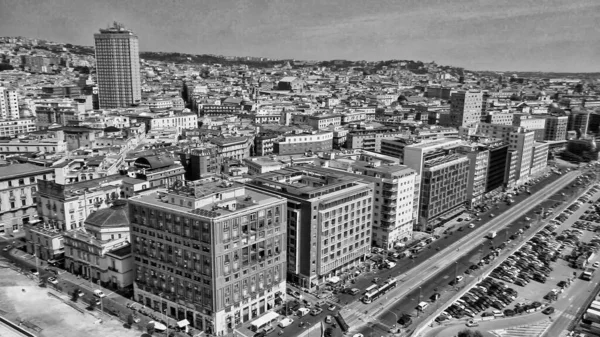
top-left (457, 329), bottom-right (484, 337)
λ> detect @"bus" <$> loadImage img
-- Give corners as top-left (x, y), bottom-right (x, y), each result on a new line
top-left (378, 279), bottom-right (398, 295)
top-left (250, 311), bottom-right (279, 332)
top-left (362, 290), bottom-right (379, 304)
top-left (365, 284), bottom-right (378, 294)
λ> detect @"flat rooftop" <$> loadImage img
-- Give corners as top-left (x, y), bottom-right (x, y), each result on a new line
top-left (0, 163), bottom-right (53, 180)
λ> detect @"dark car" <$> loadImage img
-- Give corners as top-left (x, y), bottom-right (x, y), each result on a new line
top-left (324, 327), bottom-right (334, 337)
top-left (398, 315), bottom-right (412, 327)
top-left (542, 307), bottom-right (555, 315)
top-left (430, 293), bottom-right (441, 302)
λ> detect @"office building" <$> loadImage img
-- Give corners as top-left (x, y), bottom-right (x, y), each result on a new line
top-left (0, 164), bottom-right (54, 236)
top-left (403, 138), bottom-right (464, 176)
top-left (249, 167), bottom-right (373, 289)
top-left (419, 154), bottom-right (469, 229)
top-left (0, 87), bottom-right (19, 120)
top-left (345, 127), bottom-right (406, 152)
top-left (445, 90), bottom-right (483, 128)
top-left (484, 141), bottom-right (509, 193)
top-left (273, 131), bottom-right (333, 155)
top-left (543, 116), bottom-right (568, 141)
top-left (568, 111), bottom-right (591, 136)
top-left (129, 180), bottom-right (287, 334)
top-left (94, 22), bottom-right (141, 108)
top-left (318, 153), bottom-right (418, 249)
top-left (513, 115), bottom-right (546, 141)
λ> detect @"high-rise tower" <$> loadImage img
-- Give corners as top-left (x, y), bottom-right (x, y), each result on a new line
top-left (94, 22), bottom-right (141, 108)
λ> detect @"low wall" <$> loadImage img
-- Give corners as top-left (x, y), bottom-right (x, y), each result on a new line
top-left (0, 316), bottom-right (37, 337)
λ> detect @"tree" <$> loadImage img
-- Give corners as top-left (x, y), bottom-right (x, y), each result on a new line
top-left (146, 322), bottom-right (155, 336)
top-left (71, 289), bottom-right (79, 302)
top-left (126, 314), bottom-right (134, 328)
top-left (457, 329), bottom-right (483, 337)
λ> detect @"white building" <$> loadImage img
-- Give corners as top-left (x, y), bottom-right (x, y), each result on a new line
top-left (0, 87), bottom-right (20, 120)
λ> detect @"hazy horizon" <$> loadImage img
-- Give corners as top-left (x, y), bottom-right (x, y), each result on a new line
top-left (1, 0), bottom-right (599, 72)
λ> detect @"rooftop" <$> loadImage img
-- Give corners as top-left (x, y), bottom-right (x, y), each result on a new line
top-left (130, 180), bottom-right (284, 218)
top-left (0, 163), bottom-right (53, 180)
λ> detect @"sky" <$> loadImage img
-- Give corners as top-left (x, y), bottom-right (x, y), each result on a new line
top-left (1, 0), bottom-right (599, 72)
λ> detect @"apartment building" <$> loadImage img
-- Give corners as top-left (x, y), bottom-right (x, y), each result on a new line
top-left (345, 127), bottom-right (406, 152)
top-left (249, 167), bottom-right (373, 289)
top-left (476, 124), bottom-right (535, 185)
top-left (513, 115), bottom-right (546, 141)
top-left (0, 87), bottom-right (19, 120)
top-left (419, 154), bottom-right (469, 229)
top-left (0, 164), bottom-right (54, 236)
top-left (94, 23), bottom-right (141, 108)
top-left (129, 180), bottom-right (287, 335)
top-left (292, 114), bottom-right (342, 130)
top-left (24, 226), bottom-right (64, 261)
top-left (135, 113), bottom-right (198, 134)
top-left (63, 200), bottom-right (133, 289)
top-left (273, 131), bottom-right (333, 155)
top-left (0, 139), bottom-right (67, 159)
top-left (36, 175), bottom-right (125, 232)
top-left (485, 112), bottom-right (514, 125)
top-left (445, 90), bottom-right (483, 128)
top-left (530, 142), bottom-right (549, 177)
top-left (318, 154), bottom-right (418, 249)
top-left (0, 119), bottom-right (36, 138)
top-left (457, 144), bottom-right (489, 208)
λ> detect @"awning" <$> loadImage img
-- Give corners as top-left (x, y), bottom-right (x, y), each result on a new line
top-left (177, 319), bottom-right (190, 328)
top-left (327, 276), bottom-right (341, 284)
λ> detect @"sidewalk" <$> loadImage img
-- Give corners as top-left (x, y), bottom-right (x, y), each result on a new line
top-left (5, 247), bottom-right (201, 337)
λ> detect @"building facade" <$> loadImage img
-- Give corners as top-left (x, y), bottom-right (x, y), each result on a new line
top-left (63, 200), bottom-right (133, 289)
top-left (129, 180), bottom-right (287, 335)
top-left (418, 154), bottom-right (469, 228)
top-left (543, 116), bottom-right (568, 141)
top-left (94, 22), bottom-right (142, 108)
top-left (0, 87), bottom-right (19, 120)
top-left (345, 128), bottom-right (406, 152)
top-left (273, 131), bottom-right (333, 155)
top-left (0, 164), bottom-right (54, 236)
top-left (250, 167), bottom-right (372, 289)
top-left (446, 90), bottom-right (483, 128)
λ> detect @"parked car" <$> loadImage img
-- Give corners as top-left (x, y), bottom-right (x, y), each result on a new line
top-left (542, 307), bottom-right (555, 315)
top-left (278, 318), bottom-right (294, 328)
top-left (47, 277), bottom-right (58, 285)
top-left (93, 289), bottom-right (106, 298)
top-left (2, 245), bottom-right (12, 252)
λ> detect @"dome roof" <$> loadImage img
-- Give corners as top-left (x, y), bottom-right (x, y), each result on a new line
top-left (85, 200), bottom-right (130, 228)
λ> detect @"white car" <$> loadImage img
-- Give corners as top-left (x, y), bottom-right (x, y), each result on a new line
top-left (93, 289), bottom-right (106, 298)
top-left (468, 223), bottom-right (475, 229)
top-left (47, 277), bottom-right (59, 285)
top-left (278, 317), bottom-right (294, 328)
top-left (593, 262), bottom-right (600, 268)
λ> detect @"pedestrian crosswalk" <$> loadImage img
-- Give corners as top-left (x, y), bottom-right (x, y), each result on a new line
top-left (490, 320), bottom-right (552, 337)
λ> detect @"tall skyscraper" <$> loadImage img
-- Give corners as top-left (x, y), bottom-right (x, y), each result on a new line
top-left (94, 22), bottom-right (141, 108)
top-left (0, 87), bottom-right (20, 119)
top-left (445, 90), bottom-right (483, 128)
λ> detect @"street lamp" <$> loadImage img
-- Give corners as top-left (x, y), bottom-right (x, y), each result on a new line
top-left (417, 286), bottom-right (422, 318)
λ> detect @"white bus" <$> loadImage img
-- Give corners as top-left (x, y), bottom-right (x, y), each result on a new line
top-left (250, 311), bottom-right (279, 332)
top-left (365, 284), bottom-right (378, 293)
top-left (362, 290), bottom-right (379, 304)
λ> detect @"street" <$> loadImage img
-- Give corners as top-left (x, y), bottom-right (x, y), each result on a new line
top-left (347, 169), bottom-right (589, 336)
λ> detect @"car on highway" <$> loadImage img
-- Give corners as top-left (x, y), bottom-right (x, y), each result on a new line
top-left (93, 289), bottom-right (106, 298)
top-left (2, 245), bottom-right (12, 252)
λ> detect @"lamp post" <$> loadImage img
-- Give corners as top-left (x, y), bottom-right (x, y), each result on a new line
top-left (417, 286), bottom-right (422, 318)
top-left (33, 243), bottom-right (40, 283)
top-left (454, 262), bottom-right (458, 291)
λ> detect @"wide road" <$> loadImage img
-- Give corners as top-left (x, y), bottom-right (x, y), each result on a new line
top-left (345, 169), bottom-right (586, 335)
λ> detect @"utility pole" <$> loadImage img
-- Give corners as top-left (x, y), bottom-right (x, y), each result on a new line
top-left (417, 286), bottom-right (422, 318)
top-left (454, 262), bottom-right (458, 291)
top-left (34, 244), bottom-right (40, 283)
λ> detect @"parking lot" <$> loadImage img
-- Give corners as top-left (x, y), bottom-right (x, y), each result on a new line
top-left (433, 177), bottom-right (600, 327)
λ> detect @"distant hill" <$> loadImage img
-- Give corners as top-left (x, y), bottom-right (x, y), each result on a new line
top-left (7, 38), bottom-right (598, 78)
